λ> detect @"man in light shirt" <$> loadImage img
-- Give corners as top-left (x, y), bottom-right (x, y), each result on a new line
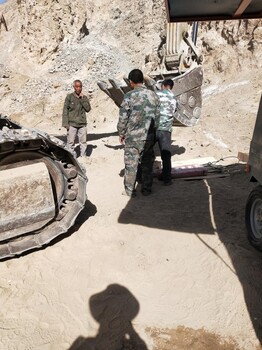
top-left (156, 79), bottom-right (177, 185)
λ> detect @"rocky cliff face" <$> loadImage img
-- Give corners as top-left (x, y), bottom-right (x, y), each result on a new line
top-left (16, 0), bottom-right (165, 66)
top-left (0, 0), bottom-right (261, 126)
top-left (199, 20), bottom-right (262, 76)
top-left (16, 1), bottom-right (262, 73)
top-left (17, 0), bottom-right (90, 62)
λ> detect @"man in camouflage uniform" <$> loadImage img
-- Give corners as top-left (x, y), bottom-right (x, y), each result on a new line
top-left (156, 79), bottom-right (177, 185)
top-left (117, 69), bottom-right (160, 197)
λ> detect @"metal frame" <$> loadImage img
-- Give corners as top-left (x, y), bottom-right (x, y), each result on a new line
top-left (165, 0), bottom-right (262, 22)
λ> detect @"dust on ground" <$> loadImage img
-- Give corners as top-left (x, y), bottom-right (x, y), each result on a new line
top-left (148, 326), bottom-right (239, 350)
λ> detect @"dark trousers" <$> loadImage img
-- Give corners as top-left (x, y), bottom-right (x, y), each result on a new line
top-left (138, 140), bottom-right (155, 191)
top-left (156, 130), bottom-right (172, 183)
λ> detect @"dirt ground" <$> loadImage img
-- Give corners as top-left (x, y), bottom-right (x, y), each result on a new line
top-left (1, 67), bottom-right (262, 350)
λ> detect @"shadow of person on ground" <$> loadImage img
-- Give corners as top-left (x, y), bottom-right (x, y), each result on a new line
top-left (54, 131), bottom-right (118, 143)
top-left (86, 144), bottom-right (97, 157)
top-left (54, 131), bottom-right (118, 156)
top-left (170, 144), bottom-right (186, 156)
top-left (87, 131), bottom-right (118, 142)
top-left (104, 144), bottom-right (124, 150)
top-left (68, 284), bottom-right (148, 350)
top-left (118, 170), bottom-right (214, 234)
top-left (72, 144), bottom-right (97, 157)
top-left (51, 134), bottom-right (97, 157)
top-left (118, 163), bottom-right (262, 343)
top-left (154, 143), bottom-right (186, 157)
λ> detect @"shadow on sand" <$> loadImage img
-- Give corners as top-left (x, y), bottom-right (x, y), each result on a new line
top-left (1, 200), bottom-right (97, 262)
top-left (53, 131), bottom-right (118, 157)
top-left (54, 131), bottom-right (118, 144)
top-left (118, 163), bottom-right (262, 344)
top-left (154, 142), bottom-right (186, 157)
top-left (68, 284), bottom-right (148, 350)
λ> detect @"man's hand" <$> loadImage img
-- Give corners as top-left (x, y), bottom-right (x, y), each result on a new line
top-left (119, 136), bottom-right (125, 144)
top-left (75, 92), bottom-right (84, 99)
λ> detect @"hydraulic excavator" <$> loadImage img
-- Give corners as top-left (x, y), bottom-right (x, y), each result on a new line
top-left (98, 21), bottom-right (203, 127)
top-left (98, 0), bottom-right (262, 250)
top-left (0, 1), bottom-right (261, 259)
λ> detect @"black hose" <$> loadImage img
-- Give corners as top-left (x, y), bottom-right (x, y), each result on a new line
top-left (192, 21), bottom-right (198, 45)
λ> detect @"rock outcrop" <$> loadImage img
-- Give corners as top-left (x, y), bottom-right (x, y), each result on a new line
top-left (0, 0), bottom-right (261, 125)
top-left (199, 20), bottom-right (262, 75)
top-left (16, 0), bottom-right (165, 66)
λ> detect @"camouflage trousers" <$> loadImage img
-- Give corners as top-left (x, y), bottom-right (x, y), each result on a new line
top-left (124, 140), bottom-right (155, 195)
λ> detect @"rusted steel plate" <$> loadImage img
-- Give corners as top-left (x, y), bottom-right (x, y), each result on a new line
top-left (0, 162), bottom-right (55, 240)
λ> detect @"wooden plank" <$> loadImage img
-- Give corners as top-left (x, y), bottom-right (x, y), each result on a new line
top-left (234, 0), bottom-right (252, 17)
top-left (171, 157), bottom-right (217, 167)
top-left (175, 173), bottom-right (230, 181)
top-left (237, 151), bottom-right (249, 163)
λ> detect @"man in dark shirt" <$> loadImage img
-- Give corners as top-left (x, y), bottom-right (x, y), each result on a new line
top-left (62, 80), bottom-right (91, 157)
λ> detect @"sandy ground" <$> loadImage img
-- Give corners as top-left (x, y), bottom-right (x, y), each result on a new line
top-left (1, 70), bottom-right (262, 350)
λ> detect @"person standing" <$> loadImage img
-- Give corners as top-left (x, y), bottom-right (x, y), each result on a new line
top-left (156, 79), bottom-right (177, 185)
top-left (117, 69), bottom-right (160, 197)
top-left (62, 80), bottom-right (91, 157)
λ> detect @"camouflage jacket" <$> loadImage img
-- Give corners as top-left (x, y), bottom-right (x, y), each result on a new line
top-left (62, 93), bottom-right (91, 128)
top-left (157, 89), bottom-right (176, 132)
top-left (117, 86), bottom-right (160, 144)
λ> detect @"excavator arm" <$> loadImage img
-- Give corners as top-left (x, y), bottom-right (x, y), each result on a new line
top-left (98, 20), bottom-right (204, 127)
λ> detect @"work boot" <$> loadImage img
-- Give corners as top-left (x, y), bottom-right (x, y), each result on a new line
top-left (141, 188), bottom-right (152, 196)
top-left (136, 164), bottom-right (142, 184)
top-left (164, 180), bottom-right (173, 186)
top-left (122, 189), bottom-right (136, 198)
top-left (158, 173), bottom-right (164, 181)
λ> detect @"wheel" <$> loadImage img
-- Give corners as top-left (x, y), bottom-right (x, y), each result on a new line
top-left (245, 185), bottom-right (262, 251)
